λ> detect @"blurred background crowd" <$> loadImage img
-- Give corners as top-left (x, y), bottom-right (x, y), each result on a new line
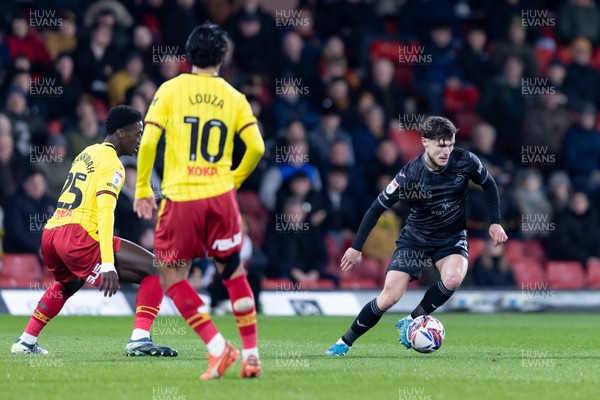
top-left (1, 0), bottom-right (600, 304)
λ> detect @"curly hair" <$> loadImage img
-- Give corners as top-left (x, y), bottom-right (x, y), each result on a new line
top-left (185, 22), bottom-right (229, 69)
top-left (105, 105), bottom-right (142, 135)
top-left (420, 116), bottom-right (458, 141)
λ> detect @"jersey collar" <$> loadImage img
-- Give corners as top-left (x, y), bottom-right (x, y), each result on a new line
top-left (103, 142), bottom-right (117, 152)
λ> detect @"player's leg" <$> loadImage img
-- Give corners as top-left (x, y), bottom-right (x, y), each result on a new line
top-left (159, 259), bottom-right (238, 380)
top-left (324, 270), bottom-right (411, 356)
top-left (208, 190), bottom-right (259, 377)
top-left (115, 238), bottom-right (177, 357)
top-left (12, 279), bottom-right (84, 354)
top-left (397, 245), bottom-right (469, 348)
top-left (155, 198), bottom-right (238, 380)
top-left (11, 228), bottom-right (82, 354)
top-left (410, 253), bottom-right (468, 319)
top-left (214, 255), bottom-right (260, 377)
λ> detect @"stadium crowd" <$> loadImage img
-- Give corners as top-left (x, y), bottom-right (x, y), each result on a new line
top-left (1, 0), bottom-right (600, 297)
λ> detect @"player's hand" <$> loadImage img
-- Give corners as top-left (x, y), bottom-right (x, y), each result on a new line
top-left (489, 223), bottom-right (508, 247)
top-left (98, 263), bottom-right (120, 297)
top-left (99, 271), bottom-right (120, 297)
top-left (134, 197), bottom-right (157, 220)
top-left (341, 247), bottom-right (362, 272)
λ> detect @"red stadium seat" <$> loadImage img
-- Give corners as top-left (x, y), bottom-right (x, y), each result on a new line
top-left (505, 240), bottom-right (524, 264)
top-left (340, 278), bottom-right (378, 290)
top-left (535, 47), bottom-right (556, 76)
top-left (521, 239), bottom-right (546, 262)
top-left (546, 261), bottom-right (585, 289)
top-left (586, 259), bottom-right (600, 289)
top-left (301, 280), bottom-right (335, 290)
top-left (261, 278), bottom-right (293, 290)
top-left (467, 238), bottom-right (486, 268)
top-left (0, 254), bottom-right (42, 287)
top-left (390, 129), bottom-right (423, 164)
top-left (511, 259), bottom-right (545, 288)
top-left (444, 86), bottom-right (480, 113)
top-left (452, 110), bottom-right (483, 140)
top-left (237, 191), bottom-right (268, 247)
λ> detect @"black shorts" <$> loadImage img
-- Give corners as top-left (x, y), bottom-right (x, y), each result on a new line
top-left (386, 231), bottom-right (469, 280)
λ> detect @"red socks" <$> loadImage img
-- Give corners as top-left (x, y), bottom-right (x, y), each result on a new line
top-left (25, 282), bottom-right (72, 337)
top-left (223, 274), bottom-right (257, 351)
top-left (166, 280), bottom-right (218, 344)
top-left (133, 275), bottom-right (163, 332)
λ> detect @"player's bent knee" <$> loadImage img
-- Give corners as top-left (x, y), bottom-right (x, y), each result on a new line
top-left (233, 297), bottom-right (254, 313)
top-left (377, 292), bottom-right (401, 311)
top-left (215, 252), bottom-right (241, 280)
top-left (60, 279), bottom-right (84, 296)
top-left (442, 274), bottom-right (464, 291)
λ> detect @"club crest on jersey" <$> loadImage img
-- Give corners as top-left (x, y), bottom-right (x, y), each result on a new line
top-left (112, 170), bottom-right (124, 187)
top-left (454, 173), bottom-right (465, 184)
top-left (385, 179), bottom-right (399, 194)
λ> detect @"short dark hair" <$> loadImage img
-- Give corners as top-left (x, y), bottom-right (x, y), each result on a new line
top-left (106, 105), bottom-right (142, 135)
top-left (186, 22), bottom-right (229, 68)
top-left (420, 116), bottom-right (457, 141)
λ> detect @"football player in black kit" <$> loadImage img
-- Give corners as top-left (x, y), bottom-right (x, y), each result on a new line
top-left (325, 116), bottom-right (508, 356)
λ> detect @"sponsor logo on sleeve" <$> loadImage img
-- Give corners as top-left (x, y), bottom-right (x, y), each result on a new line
top-left (385, 179), bottom-right (399, 194)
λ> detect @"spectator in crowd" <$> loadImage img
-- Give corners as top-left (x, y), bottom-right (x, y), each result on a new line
top-left (264, 197), bottom-right (334, 286)
top-left (470, 122), bottom-right (512, 179)
top-left (471, 240), bottom-right (515, 287)
top-left (0, 115), bottom-right (27, 207)
top-left (276, 30), bottom-right (318, 84)
top-left (562, 104), bottom-right (600, 195)
top-left (163, 0), bottom-right (203, 48)
top-left (322, 166), bottom-right (360, 243)
top-left (260, 140), bottom-right (321, 211)
top-left (274, 170), bottom-right (327, 230)
top-left (308, 103), bottom-right (354, 168)
top-left (415, 22), bottom-right (462, 115)
top-left (43, 10), bottom-right (78, 60)
top-left (562, 37), bottom-right (600, 109)
top-left (492, 17), bottom-right (539, 78)
top-left (4, 86), bottom-right (46, 155)
top-left (547, 171), bottom-right (572, 216)
top-left (44, 53), bottom-right (82, 120)
top-left (325, 78), bottom-right (356, 131)
top-left (65, 97), bottom-right (104, 158)
top-left (365, 139), bottom-right (404, 196)
top-left (36, 135), bottom-right (72, 199)
top-left (130, 25), bottom-right (155, 76)
top-left (75, 22), bottom-right (119, 101)
top-left (6, 17), bottom-right (51, 74)
top-left (226, 2), bottom-right (277, 76)
top-left (547, 191), bottom-right (600, 266)
top-left (352, 103), bottom-right (387, 165)
top-left (271, 73), bottom-right (320, 131)
top-left (115, 165), bottom-right (155, 250)
top-left (83, 3), bottom-right (133, 54)
top-left (547, 59), bottom-right (567, 92)
top-left (363, 58), bottom-right (405, 122)
top-left (522, 90), bottom-right (570, 161)
top-left (457, 24), bottom-right (494, 89)
top-left (3, 169), bottom-right (55, 254)
top-left (397, 0), bottom-right (456, 42)
top-left (557, 0), bottom-right (600, 45)
top-left (513, 169), bottom-right (553, 240)
top-left (478, 55), bottom-right (526, 159)
top-left (108, 52), bottom-right (144, 107)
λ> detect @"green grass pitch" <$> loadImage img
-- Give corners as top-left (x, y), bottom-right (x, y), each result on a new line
top-left (1, 313), bottom-right (598, 400)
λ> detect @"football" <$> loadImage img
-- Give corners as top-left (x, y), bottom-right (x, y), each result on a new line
top-left (407, 315), bottom-right (445, 353)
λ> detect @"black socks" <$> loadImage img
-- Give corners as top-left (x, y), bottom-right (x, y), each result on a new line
top-left (411, 280), bottom-right (454, 319)
top-left (341, 299), bottom-right (384, 346)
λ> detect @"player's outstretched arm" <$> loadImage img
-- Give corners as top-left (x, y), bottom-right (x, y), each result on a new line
top-left (342, 198), bottom-right (388, 271)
